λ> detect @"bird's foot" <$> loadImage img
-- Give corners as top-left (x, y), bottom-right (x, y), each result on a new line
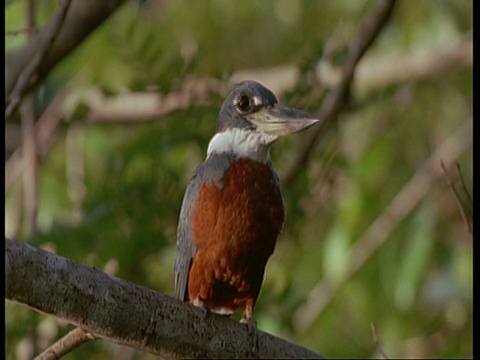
top-left (200, 306), bottom-right (209, 319)
top-left (192, 297), bottom-right (209, 319)
top-left (240, 312), bottom-right (259, 354)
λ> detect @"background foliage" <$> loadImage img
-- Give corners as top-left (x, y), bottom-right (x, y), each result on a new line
top-left (5, 0), bottom-right (472, 359)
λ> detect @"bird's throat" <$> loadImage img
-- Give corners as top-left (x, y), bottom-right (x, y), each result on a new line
top-left (206, 128), bottom-right (277, 164)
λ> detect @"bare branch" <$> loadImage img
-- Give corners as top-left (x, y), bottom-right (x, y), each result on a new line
top-left (17, 0), bottom-right (40, 238)
top-left (6, 239), bottom-right (323, 359)
top-left (370, 323), bottom-right (389, 359)
top-left (455, 162), bottom-right (473, 210)
top-left (5, 0), bottom-right (127, 118)
top-left (292, 117), bottom-right (472, 333)
top-left (19, 95), bottom-right (38, 236)
top-left (354, 32), bottom-right (472, 95)
top-left (35, 328), bottom-right (98, 360)
top-left (440, 161), bottom-right (473, 237)
top-left (5, 84), bottom-right (67, 193)
top-left (282, 0), bottom-right (397, 186)
top-left (86, 77), bottom-right (228, 123)
top-left (6, 0), bottom-right (72, 119)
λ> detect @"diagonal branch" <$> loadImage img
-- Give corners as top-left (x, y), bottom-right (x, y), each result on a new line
top-left (370, 323), bottom-right (389, 359)
top-left (282, 0), bottom-right (396, 186)
top-left (292, 117), bottom-right (472, 334)
top-left (6, 0), bottom-right (71, 119)
top-left (5, 0), bottom-right (127, 118)
top-left (34, 328), bottom-right (98, 360)
top-left (5, 239), bottom-right (323, 359)
top-left (440, 161), bottom-right (473, 237)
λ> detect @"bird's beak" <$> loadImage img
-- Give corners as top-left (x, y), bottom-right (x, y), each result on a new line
top-left (247, 103), bottom-right (320, 137)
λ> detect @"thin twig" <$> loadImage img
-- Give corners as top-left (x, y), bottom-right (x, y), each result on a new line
top-left (34, 327), bottom-right (98, 360)
top-left (20, 95), bottom-right (38, 237)
top-left (5, 28), bottom-right (39, 36)
top-left (440, 161), bottom-right (472, 237)
top-left (456, 162), bottom-right (473, 209)
top-left (370, 323), bottom-right (389, 359)
top-left (65, 122), bottom-right (87, 222)
top-left (6, 82), bottom-right (70, 193)
top-left (292, 118), bottom-right (472, 334)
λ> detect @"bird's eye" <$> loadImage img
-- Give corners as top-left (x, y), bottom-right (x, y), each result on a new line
top-left (235, 94), bottom-right (252, 113)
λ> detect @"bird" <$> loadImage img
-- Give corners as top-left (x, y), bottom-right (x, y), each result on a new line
top-left (174, 80), bottom-right (319, 350)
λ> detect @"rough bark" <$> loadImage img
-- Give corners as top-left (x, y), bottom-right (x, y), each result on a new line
top-left (5, 239), bottom-right (323, 359)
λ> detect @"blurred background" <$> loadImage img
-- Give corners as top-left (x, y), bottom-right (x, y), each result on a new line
top-left (5, 0), bottom-right (472, 359)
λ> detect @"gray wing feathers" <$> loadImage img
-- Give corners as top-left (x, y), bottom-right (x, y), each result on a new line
top-left (174, 175), bottom-right (199, 301)
top-left (174, 153), bottom-right (235, 301)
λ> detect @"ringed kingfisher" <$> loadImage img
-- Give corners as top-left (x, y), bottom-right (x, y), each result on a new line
top-left (174, 80), bottom-right (319, 348)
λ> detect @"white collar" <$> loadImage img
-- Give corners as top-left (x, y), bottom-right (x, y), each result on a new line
top-left (206, 128), bottom-right (277, 164)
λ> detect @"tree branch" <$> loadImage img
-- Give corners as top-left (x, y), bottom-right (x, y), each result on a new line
top-left (5, 239), bottom-right (323, 359)
top-left (5, 0), bottom-right (127, 118)
top-left (440, 161), bottom-right (473, 237)
top-left (6, 0), bottom-right (72, 119)
top-left (292, 117), bottom-right (472, 333)
top-left (5, 82), bottom-right (73, 194)
top-left (370, 323), bottom-right (389, 359)
top-left (85, 76), bottom-right (227, 123)
top-left (34, 327), bottom-right (98, 360)
top-left (353, 32), bottom-right (472, 94)
top-left (282, 0), bottom-right (396, 186)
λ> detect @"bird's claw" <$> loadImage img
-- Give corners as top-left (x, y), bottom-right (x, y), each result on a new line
top-left (200, 306), bottom-right (209, 319)
top-left (192, 297), bottom-right (209, 319)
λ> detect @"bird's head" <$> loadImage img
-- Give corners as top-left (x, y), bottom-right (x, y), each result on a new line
top-left (207, 81), bottom-right (319, 163)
